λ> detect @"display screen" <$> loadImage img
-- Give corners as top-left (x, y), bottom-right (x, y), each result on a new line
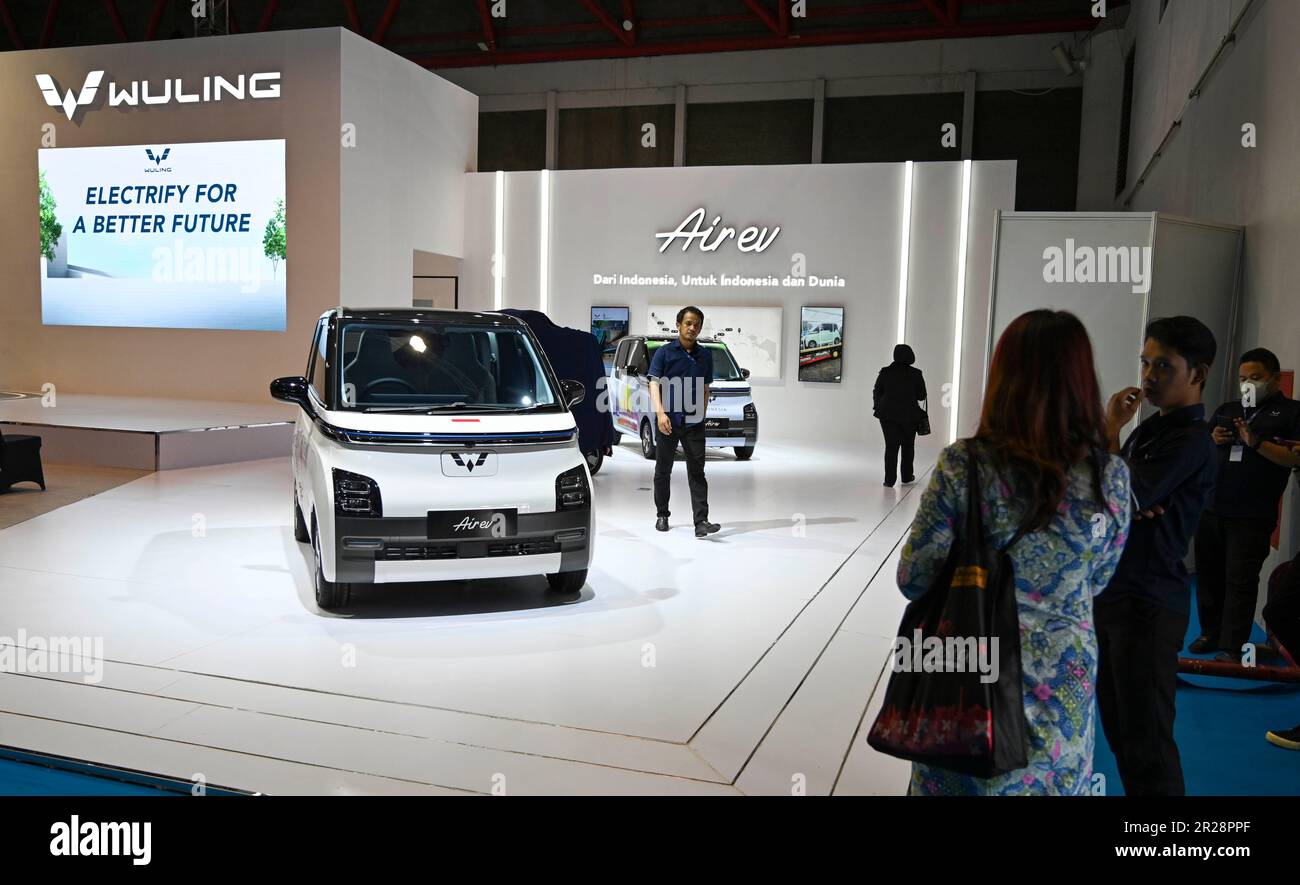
top-left (799, 306), bottom-right (844, 382)
top-left (591, 306), bottom-right (629, 347)
top-left (37, 138), bottom-right (286, 330)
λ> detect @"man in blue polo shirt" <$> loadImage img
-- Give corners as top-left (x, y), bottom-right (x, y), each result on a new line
top-left (649, 305), bottom-right (721, 538)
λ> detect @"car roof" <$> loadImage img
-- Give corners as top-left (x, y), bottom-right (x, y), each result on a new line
top-left (324, 307), bottom-right (526, 327)
top-left (640, 334), bottom-right (723, 344)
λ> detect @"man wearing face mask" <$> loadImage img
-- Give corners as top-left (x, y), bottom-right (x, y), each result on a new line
top-left (1192, 348), bottom-right (1300, 661)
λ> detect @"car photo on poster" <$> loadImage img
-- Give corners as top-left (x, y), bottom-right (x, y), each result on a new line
top-left (799, 306), bottom-right (844, 383)
top-left (270, 308), bottom-right (595, 610)
top-left (607, 334), bottom-right (758, 460)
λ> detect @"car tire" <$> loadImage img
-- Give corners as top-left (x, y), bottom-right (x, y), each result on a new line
top-left (311, 517), bottom-right (351, 610)
top-left (804, 339), bottom-right (814, 351)
top-left (585, 449), bottom-right (604, 475)
top-left (833, 336), bottom-right (841, 346)
top-left (640, 419), bottom-right (656, 460)
top-left (735, 445), bottom-right (755, 460)
top-left (546, 569), bottom-right (587, 592)
top-left (293, 496), bottom-right (309, 543)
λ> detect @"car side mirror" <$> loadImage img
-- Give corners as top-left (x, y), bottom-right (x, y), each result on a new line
top-left (741, 368), bottom-right (751, 380)
top-left (270, 376), bottom-right (310, 408)
top-left (561, 379), bottom-right (586, 408)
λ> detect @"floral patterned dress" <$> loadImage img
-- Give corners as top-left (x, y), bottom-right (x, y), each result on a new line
top-left (896, 438), bottom-right (1131, 796)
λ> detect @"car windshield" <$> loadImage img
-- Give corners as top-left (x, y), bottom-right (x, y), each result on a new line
top-left (646, 341), bottom-right (746, 382)
top-left (338, 322), bottom-right (560, 411)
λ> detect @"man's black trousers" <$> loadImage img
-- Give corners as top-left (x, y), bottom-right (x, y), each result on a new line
top-left (654, 420), bottom-right (709, 525)
top-left (1095, 594), bottom-right (1189, 796)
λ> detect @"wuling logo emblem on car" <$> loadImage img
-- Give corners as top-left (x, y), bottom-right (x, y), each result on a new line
top-left (452, 453), bottom-right (487, 472)
top-left (442, 451), bottom-right (497, 477)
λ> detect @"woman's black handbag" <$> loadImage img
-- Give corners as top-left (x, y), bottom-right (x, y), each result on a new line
top-left (916, 399), bottom-right (932, 437)
top-left (867, 441), bottom-right (1029, 778)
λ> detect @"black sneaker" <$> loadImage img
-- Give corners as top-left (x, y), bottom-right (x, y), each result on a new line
top-left (695, 521), bottom-right (720, 538)
top-left (902, 476), bottom-right (915, 484)
top-left (655, 517), bottom-right (669, 532)
top-left (1266, 724), bottom-right (1300, 751)
top-left (1187, 635), bottom-right (1216, 654)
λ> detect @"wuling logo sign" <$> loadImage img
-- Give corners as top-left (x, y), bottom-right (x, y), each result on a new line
top-left (35, 70), bottom-right (281, 122)
top-left (145, 148), bottom-right (170, 164)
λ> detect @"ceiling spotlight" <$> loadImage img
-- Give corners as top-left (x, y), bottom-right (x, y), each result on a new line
top-left (476, 41), bottom-right (489, 52)
top-left (622, 19), bottom-right (633, 31)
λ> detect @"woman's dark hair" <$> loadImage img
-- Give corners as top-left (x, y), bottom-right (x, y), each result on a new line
top-left (892, 344), bottom-right (916, 365)
top-left (1145, 316), bottom-right (1216, 389)
top-left (977, 310), bottom-right (1108, 532)
top-left (677, 305), bottom-right (704, 325)
top-left (1239, 347), bottom-right (1280, 376)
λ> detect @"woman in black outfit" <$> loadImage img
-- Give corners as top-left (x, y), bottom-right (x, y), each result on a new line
top-left (873, 344), bottom-right (926, 487)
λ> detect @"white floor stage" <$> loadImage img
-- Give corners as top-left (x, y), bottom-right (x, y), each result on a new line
top-left (0, 436), bottom-right (941, 795)
top-left (0, 393), bottom-right (294, 470)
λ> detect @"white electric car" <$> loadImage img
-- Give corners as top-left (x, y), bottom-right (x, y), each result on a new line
top-left (271, 308), bottom-right (594, 609)
top-left (607, 334), bottom-right (758, 460)
top-left (802, 321), bottom-right (841, 351)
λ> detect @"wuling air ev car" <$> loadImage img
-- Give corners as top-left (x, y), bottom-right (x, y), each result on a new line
top-left (271, 308), bottom-right (594, 609)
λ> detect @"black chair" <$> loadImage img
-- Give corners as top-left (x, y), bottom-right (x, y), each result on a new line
top-left (0, 429), bottom-right (45, 492)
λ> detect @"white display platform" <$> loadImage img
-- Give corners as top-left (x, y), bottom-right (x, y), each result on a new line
top-left (0, 393), bottom-right (294, 470)
top-left (0, 437), bottom-right (938, 795)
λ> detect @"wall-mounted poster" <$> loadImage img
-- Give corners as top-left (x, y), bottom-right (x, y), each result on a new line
top-left (591, 306), bottom-right (630, 347)
top-left (799, 306), bottom-right (844, 382)
top-left (647, 304), bottom-right (783, 379)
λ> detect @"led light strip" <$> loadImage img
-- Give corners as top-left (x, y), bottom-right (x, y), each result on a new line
top-left (493, 169), bottom-right (505, 310)
top-left (539, 169), bottom-right (551, 313)
top-left (949, 159), bottom-right (973, 443)
top-left (896, 160), bottom-right (914, 346)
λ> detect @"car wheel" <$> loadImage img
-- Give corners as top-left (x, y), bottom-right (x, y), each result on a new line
top-left (834, 336), bottom-right (841, 346)
top-left (311, 517), bottom-right (351, 610)
top-left (640, 420), bottom-right (656, 460)
top-left (293, 496), bottom-right (309, 543)
top-left (546, 569), bottom-right (587, 592)
top-left (735, 445), bottom-right (755, 461)
top-left (585, 449), bottom-right (604, 475)
top-left (804, 339), bottom-right (814, 351)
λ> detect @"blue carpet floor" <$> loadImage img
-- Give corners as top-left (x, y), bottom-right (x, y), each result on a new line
top-left (1093, 579), bottom-right (1300, 795)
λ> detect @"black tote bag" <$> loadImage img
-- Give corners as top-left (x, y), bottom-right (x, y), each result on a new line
top-left (916, 399), bottom-right (931, 437)
top-left (867, 440), bottom-right (1029, 778)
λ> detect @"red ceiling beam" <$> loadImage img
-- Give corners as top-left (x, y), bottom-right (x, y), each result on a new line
top-left (102, 0), bottom-right (127, 41)
top-left (742, 0), bottom-right (782, 36)
top-left (579, 0), bottom-right (633, 47)
top-left (0, 0), bottom-right (26, 49)
top-left (418, 15), bottom-right (1096, 68)
top-left (257, 0), bottom-right (278, 32)
top-left (144, 0), bottom-right (165, 39)
top-left (778, 0), bottom-right (790, 36)
top-left (474, 0), bottom-right (497, 51)
top-left (622, 0), bottom-right (637, 45)
top-left (229, 3), bottom-right (241, 33)
top-left (920, 0), bottom-right (954, 26)
top-left (372, 0), bottom-right (401, 43)
top-left (343, 0), bottom-right (362, 33)
top-left (38, 0), bottom-right (59, 48)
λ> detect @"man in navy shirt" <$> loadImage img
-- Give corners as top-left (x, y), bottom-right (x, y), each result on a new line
top-left (1097, 316), bottom-right (1219, 796)
top-left (1193, 348), bottom-right (1300, 660)
top-left (649, 306), bottom-right (721, 538)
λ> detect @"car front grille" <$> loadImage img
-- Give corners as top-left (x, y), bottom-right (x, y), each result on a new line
top-left (376, 538), bottom-right (558, 560)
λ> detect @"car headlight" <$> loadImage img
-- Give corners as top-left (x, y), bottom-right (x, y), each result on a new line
top-left (743, 403), bottom-right (757, 421)
top-left (334, 468), bottom-right (383, 518)
top-left (556, 465), bottom-right (590, 511)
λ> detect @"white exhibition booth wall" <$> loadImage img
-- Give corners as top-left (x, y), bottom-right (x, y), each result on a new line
top-left (460, 162), bottom-right (1017, 445)
top-left (0, 28), bottom-right (476, 403)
